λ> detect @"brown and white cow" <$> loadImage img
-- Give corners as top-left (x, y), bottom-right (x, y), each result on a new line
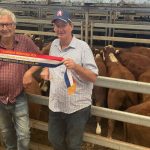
top-left (92, 48), bottom-right (107, 134)
top-left (115, 48), bottom-right (150, 79)
top-left (25, 77), bottom-right (42, 120)
top-left (102, 45), bottom-right (138, 138)
top-left (124, 101), bottom-right (150, 147)
top-left (138, 69), bottom-right (150, 103)
top-left (120, 46), bottom-right (150, 58)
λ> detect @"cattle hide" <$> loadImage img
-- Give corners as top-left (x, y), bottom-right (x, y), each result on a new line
top-left (120, 46), bottom-right (150, 58)
top-left (138, 69), bottom-right (150, 102)
top-left (25, 78), bottom-right (42, 120)
top-left (92, 52), bottom-right (107, 134)
top-left (103, 46), bottom-right (138, 138)
top-left (116, 51), bottom-right (150, 79)
top-left (124, 101), bottom-right (150, 147)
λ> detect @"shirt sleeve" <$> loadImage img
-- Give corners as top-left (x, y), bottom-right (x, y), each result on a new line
top-left (81, 42), bottom-right (98, 75)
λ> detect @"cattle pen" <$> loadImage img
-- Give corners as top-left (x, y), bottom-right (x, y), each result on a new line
top-left (0, 1), bottom-right (150, 150)
top-left (1, 1), bottom-right (150, 48)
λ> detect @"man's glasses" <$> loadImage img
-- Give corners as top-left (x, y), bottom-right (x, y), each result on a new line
top-left (0, 23), bottom-right (15, 29)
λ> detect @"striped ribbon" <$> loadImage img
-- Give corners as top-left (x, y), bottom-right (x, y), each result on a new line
top-left (64, 69), bottom-right (76, 95)
top-left (0, 49), bottom-right (76, 95)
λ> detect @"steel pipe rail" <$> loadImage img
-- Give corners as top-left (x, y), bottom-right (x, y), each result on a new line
top-left (11, 12), bottom-right (150, 46)
top-left (90, 22), bottom-right (150, 45)
top-left (15, 19), bottom-right (83, 40)
top-left (26, 76), bottom-right (150, 128)
top-left (17, 18), bottom-right (82, 26)
top-left (83, 133), bottom-right (150, 150)
top-left (16, 29), bottom-right (55, 36)
top-left (29, 119), bottom-right (149, 150)
top-left (95, 76), bottom-right (150, 94)
top-left (26, 75), bottom-right (150, 150)
top-left (91, 106), bottom-right (150, 128)
top-left (92, 36), bottom-right (150, 44)
top-left (27, 93), bottom-right (150, 128)
top-left (93, 23), bottom-right (150, 30)
top-left (15, 29), bottom-right (81, 39)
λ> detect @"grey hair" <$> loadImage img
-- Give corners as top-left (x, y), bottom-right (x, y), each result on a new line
top-left (0, 8), bottom-right (16, 23)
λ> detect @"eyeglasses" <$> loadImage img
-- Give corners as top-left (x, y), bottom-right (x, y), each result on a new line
top-left (0, 23), bottom-right (15, 29)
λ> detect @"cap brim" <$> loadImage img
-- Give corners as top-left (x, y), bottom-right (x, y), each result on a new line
top-left (52, 18), bottom-right (68, 23)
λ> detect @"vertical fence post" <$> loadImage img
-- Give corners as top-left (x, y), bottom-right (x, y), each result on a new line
top-left (85, 8), bottom-right (89, 43)
top-left (90, 21), bottom-right (93, 48)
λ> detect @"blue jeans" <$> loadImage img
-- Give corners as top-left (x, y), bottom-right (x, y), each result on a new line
top-left (0, 92), bottom-right (30, 150)
top-left (48, 106), bottom-right (91, 150)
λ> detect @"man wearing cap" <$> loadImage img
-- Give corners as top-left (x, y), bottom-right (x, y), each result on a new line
top-left (41, 9), bottom-right (98, 150)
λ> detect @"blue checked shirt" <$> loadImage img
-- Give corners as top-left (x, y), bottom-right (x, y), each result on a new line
top-left (49, 36), bottom-right (98, 114)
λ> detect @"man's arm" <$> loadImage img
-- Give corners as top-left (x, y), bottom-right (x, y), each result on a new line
top-left (63, 58), bottom-right (97, 83)
top-left (73, 64), bottom-right (97, 82)
top-left (23, 66), bottom-right (41, 88)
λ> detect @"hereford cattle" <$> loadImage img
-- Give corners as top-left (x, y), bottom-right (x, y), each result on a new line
top-left (39, 79), bottom-right (50, 97)
top-left (41, 42), bottom-right (51, 55)
top-left (115, 49), bottom-right (150, 79)
top-left (25, 77), bottom-right (42, 120)
top-left (92, 48), bottom-right (107, 134)
top-left (102, 45), bottom-right (138, 138)
top-left (34, 37), bottom-right (44, 50)
top-left (119, 46), bottom-right (150, 58)
top-left (138, 69), bottom-right (150, 102)
top-left (124, 101), bottom-right (150, 147)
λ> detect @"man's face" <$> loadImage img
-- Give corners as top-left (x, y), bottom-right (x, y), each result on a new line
top-left (0, 15), bottom-right (16, 38)
top-left (53, 20), bottom-right (73, 40)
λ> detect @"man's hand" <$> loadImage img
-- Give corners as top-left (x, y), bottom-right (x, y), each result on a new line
top-left (23, 70), bottom-right (33, 89)
top-left (63, 58), bottom-right (77, 69)
top-left (40, 67), bottom-right (50, 80)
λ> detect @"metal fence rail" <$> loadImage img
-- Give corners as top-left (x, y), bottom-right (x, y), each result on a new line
top-left (95, 76), bottom-right (150, 94)
top-left (16, 18), bottom-right (84, 40)
top-left (26, 76), bottom-right (150, 150)
top-left (90, 22), bottom-right (150, 46)
top-left (29, 119), bottom-right (150, 150)
top-left (14, 18), bottom-right (150, 47)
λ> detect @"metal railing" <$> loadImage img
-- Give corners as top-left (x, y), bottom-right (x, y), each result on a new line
top-left (16, 18), bottom-right (84, 40)
top-left (27, 76), bottom-right (150, 150)
top-left (90, 22), bottom-right (150, 46)
top-left (14, 18), bottom-right (150, 47)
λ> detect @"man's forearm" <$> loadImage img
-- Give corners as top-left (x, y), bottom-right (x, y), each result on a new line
top-left (27, 66), bottom-right (41, 75)
top-left (74, 64), bottom-right (97, 82)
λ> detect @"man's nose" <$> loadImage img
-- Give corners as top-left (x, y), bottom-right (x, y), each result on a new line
top-left (1, 25), bottom-right (8, 29)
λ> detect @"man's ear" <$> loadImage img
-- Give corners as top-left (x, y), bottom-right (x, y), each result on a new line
top-left (70, 23), bottom-right (74, 28)
top-left (14, 24), bottom-right (16, 29)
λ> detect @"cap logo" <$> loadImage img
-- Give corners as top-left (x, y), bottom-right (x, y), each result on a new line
top-left (57, 10), bottom-right (63, 17)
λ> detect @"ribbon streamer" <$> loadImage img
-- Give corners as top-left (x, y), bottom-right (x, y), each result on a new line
top-left (0, 49), bottom-right (64, 67)
top-left (0, 49), bottom-right (76, 95)
top-left (64, 69), bottom-right (76, 95)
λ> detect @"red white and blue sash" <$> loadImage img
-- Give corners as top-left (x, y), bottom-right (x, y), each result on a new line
top-left (0, 49), bottom-right (76, 95)
top-left (0, 49), bottom-right (63, 67)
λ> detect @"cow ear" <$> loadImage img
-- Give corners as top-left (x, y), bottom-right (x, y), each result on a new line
top-left (108, 45), bottom-right (113, 48)
top-left (115, 49), bottom-right (120, 54)
top-left (100, 50), bottom-right (105, 61)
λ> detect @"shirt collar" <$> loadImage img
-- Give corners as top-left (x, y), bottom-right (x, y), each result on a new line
top-left (54, 36), bottom-right (76, 49)
top-left (69, 36), bottom-right (77, 49)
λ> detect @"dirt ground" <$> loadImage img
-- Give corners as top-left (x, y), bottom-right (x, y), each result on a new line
top-left (31, 116), bottom-right (124, 150)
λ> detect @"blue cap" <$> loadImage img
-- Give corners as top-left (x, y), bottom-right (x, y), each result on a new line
top-left (52, 9), bottom-right (72, 23)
